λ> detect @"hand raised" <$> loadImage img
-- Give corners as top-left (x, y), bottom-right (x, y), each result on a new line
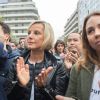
top-left (16, 57), bottom-right (30, 86)
top-left (64, 53), bottom-right (72, 69)
top-left (35, 67), bottom-right (53, 87)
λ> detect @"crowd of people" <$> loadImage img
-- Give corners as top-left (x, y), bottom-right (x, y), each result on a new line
top-left (0, 11), bottom-right (100, 100)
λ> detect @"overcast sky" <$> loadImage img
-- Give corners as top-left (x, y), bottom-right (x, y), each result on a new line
top-left (33, 0), bottom-right (79, 41)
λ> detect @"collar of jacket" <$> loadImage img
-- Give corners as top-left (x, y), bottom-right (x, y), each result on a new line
top-left (22, 50), bottom-right (57, 68)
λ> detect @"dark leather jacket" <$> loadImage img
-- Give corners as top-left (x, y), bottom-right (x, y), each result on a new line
top-left (7, 50), bottom-right (69, 100)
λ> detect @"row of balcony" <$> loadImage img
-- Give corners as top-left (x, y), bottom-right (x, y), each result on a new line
top-left (5, 19), bottom-right (34, 23)
top-left (64, 20), bottom-right (78, 34)
top-left (1, 13), bottom-right (38, 17)
top-left (0, 6), bottom-right (37, 11)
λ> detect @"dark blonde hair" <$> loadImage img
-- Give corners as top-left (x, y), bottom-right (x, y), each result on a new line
top-left (28, 20), bottom-right (54, 50)
top-left (78, 12), bottom-right (100, 68)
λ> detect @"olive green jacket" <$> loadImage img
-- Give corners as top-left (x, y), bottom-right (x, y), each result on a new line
top-left (66, 62), bottom-right (95, 100)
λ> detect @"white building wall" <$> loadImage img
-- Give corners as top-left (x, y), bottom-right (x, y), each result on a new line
top-left (64, 9), bottom-right (78, 37)
top-left (0, 0), bottom-right (39, 39)
top-left (63, 0), bottom-right (100, 41)
top-left (78, 0), bottom-right (100, 31)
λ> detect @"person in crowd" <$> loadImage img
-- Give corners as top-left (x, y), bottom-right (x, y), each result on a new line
top-left (64, 32), bottom-right (82, 76)
top-left (0, 21), bottom-right (14, 77)
top-left (17, 38), bottom-right (26, 54)
top-left (0, 42), bottom-right (9, 100)
top-left (0, 22), bottom-right (20, 60)
top-left (56, 12), bottom-right (100, 100)
top-left (54, 39), bottom-right (66, 61)
top-left (19, 38), bottom-right (25, 48)
top-left (18, 38), bottom-right (25, 49)
top-left (10, 40), bottom-right (21, 56)
top-left (7, 20), bottom-right (69, 100)
top-left (0, 21), bottom-right (11, 50)
top-left (0, 22), bottom-right (29, 100)
top-left (10, 41), bottom-right (18, 50)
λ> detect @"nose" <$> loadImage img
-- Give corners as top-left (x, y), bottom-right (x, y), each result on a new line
top-left (95, 29), bottom-right (100, 38)
top-left (70, 40), bottom-right (75, 45)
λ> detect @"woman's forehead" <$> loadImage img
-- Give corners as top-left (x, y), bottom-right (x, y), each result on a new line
top-left (86, 15), bottom-right (100, 27)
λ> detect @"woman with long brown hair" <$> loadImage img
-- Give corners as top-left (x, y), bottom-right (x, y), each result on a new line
top-left (56, 12), bottom-right (100, 100)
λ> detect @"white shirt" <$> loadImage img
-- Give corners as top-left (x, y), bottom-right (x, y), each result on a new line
top-left (30, 82), bottom-right (34, 100)
top-left (28, 60), bottom-right (35, 100)
top-left (89, 66), bottom-right (100, 100)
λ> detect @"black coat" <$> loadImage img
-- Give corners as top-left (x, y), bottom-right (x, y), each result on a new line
top-left (7, 50), bottom-right (69, 100)
top-left (0, 42), bottom-right (20, 100)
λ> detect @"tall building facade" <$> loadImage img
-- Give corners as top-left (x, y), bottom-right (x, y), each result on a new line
top-left (0, 0), bottom-right (39, 39)
top-left (78, 0), bottom-right (100, 31)
top-left (64, 9), bottom-right (78, 38)
top-left (63, 0), bottom-right (100, 41)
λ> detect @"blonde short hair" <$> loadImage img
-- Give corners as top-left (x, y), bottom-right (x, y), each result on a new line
top-left (28, 20), bottom-right (54, 50)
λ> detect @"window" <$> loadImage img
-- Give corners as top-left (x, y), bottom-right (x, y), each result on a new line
top-left (15, 30), bottom-right (18, 33)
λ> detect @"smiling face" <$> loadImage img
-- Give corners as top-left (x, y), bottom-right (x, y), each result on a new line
top-left (86, 15), bottom-right (100, 53)
top-left (26, 23), bottom-right (44, 50)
